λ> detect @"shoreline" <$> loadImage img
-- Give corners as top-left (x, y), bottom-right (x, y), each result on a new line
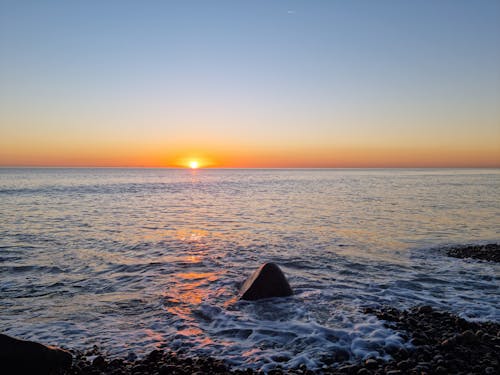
top-left (35, 305), bottom-right (497, 374)
top-left (3, 243), bottom-right (498, 374)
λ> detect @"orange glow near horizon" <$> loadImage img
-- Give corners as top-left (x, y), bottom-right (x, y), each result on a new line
top-left (169, 145), bottom-right (500, 168)
top-left (0, 142), bottom-right (499, 168)
top-left (167, 153), bottom-right (218, 169)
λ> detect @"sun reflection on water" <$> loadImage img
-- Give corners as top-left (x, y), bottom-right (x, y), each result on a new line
top-left (162, 270), bottom-right (224, 349)
top-left (175, 229), bottom-right (209, 242)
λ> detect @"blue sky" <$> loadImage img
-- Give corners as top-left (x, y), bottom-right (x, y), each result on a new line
top-left (1, 0), bottom-right (499, 167)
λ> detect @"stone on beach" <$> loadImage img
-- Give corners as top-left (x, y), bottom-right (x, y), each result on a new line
top-left (0, 333), bottom-right (72, 374)
top-left (239, 263), bottom-right (293, 301)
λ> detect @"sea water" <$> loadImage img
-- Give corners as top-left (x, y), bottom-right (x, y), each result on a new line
top-left (1, 168), bottom-right (499, 370)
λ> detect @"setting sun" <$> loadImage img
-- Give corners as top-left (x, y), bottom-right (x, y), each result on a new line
top-left (189, 161), bottom-right (199, 169)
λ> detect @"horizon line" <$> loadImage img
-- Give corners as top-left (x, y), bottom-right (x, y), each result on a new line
top-left (1, 166), bottom-right (499, 170)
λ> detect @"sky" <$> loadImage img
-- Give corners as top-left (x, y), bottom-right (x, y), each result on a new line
top-left (1, 0), bottom-right (499, 168)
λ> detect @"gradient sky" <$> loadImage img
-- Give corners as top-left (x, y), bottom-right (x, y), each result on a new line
top-left (1, 0), bottom-right (499, 167)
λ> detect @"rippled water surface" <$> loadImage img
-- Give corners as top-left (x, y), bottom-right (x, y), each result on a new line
top-left (1, 168), bottom-right (499, 370)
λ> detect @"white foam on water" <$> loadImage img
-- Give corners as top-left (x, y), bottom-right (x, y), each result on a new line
top-left (189, 297), bottom-right (409, 371)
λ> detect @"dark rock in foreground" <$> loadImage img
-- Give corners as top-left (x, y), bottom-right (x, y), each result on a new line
top-left (0, 333), bottom-right (72, 375)
top-left (447, 243), bottom-right (500, 262)
top-left (239, 263), bottom-right (293, 301)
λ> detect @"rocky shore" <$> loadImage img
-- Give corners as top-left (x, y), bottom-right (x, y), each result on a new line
top-left (360, 305), bottom-right (500, 375)
top-left (64, 349), bottom-right (233, 375)
top-left (446, 243), bottom-right (500, 262)
top-left (42, 305), bottom-right (496, 375)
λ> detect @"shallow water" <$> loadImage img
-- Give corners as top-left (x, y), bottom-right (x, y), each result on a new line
top-left (1, 168), bottom-right (499, 370)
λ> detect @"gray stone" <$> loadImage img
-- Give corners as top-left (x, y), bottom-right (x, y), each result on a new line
top-left (239, 263), bottom-right (293, 301)
top-left (365, 358), bottom-right (378, 368)
top-left (459, 330), bottom-right (478, 344)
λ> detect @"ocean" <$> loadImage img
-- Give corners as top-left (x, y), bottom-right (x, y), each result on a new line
top-left (0, 168), bottom-right (499, 371)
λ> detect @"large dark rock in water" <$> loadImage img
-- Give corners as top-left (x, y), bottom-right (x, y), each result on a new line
top-left (240, 263), bottom-right (293, 301)
top-left (0, 333), bottom-right (72, 374)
